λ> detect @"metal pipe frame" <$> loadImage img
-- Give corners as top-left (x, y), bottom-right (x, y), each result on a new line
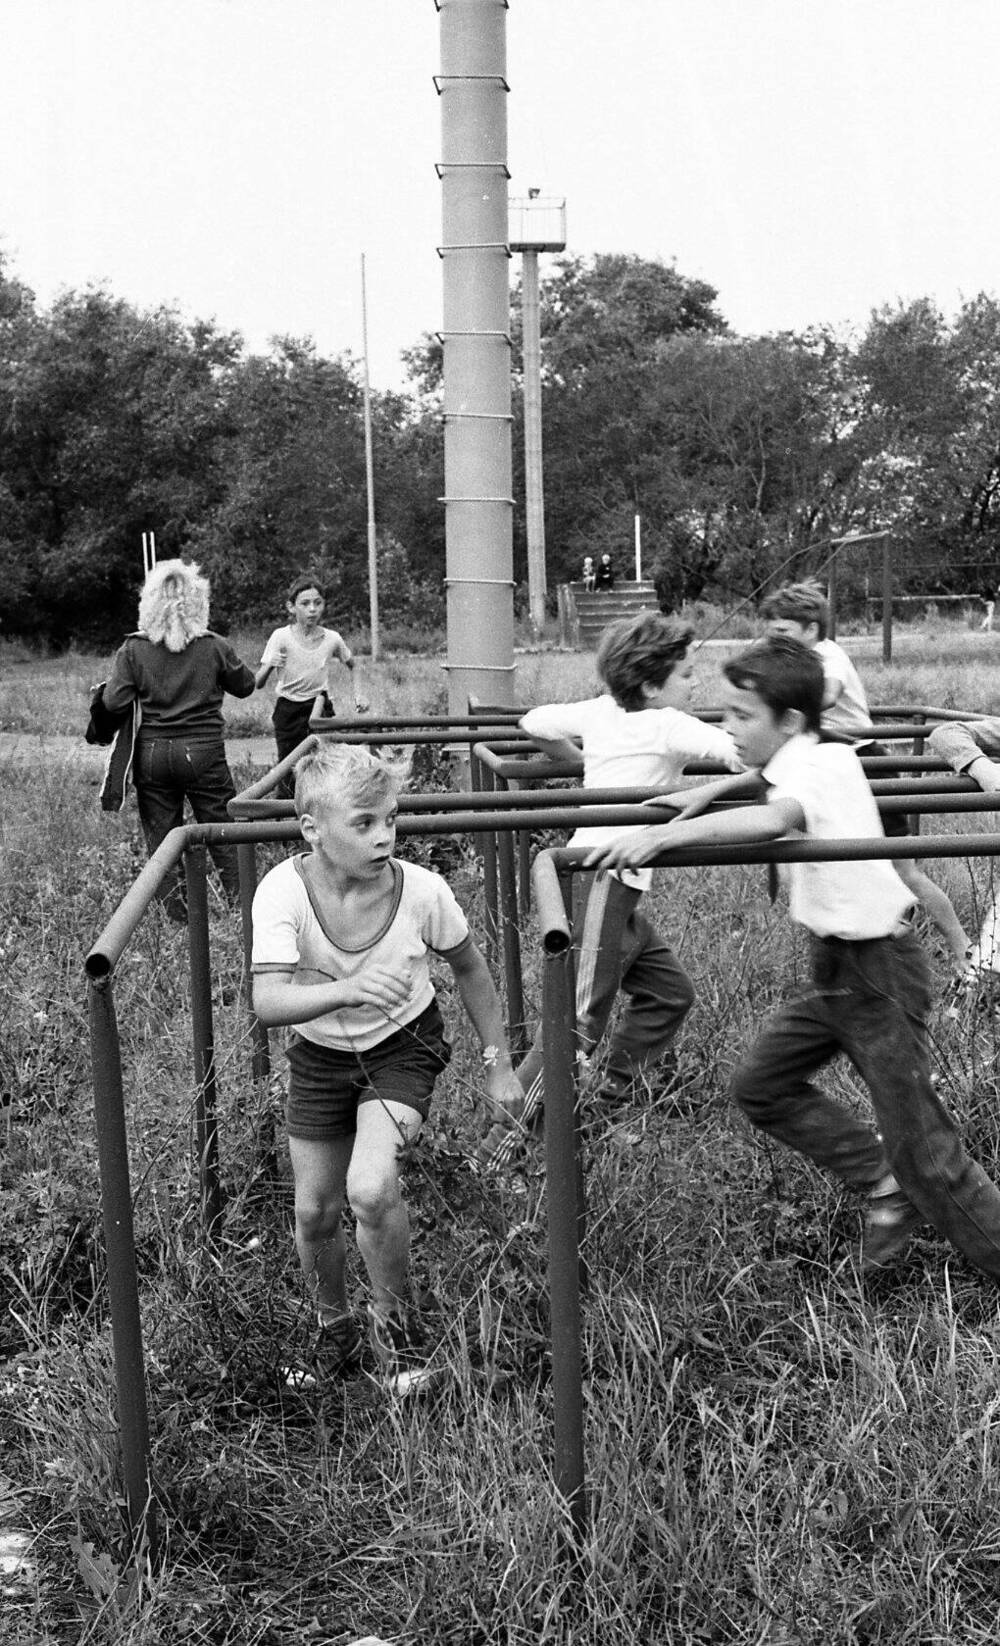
top-left (532, 822), bottom-right (1000, 1548)
top-left (87, 784), bottom-right (1000, 1558)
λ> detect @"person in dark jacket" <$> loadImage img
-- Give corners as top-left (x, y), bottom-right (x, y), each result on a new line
top-left (103, 559), bottom-right (255, 921)
top-left (595, 553), bottom-right (615, 590)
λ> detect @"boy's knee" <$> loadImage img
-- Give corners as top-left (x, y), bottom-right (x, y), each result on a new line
top-left (729, 1057), bottom-right (772, 1123)
top-left (295, 1189), bottom-right (344, 1243)
top-left (347, 1168), bottom-right (400, 1227)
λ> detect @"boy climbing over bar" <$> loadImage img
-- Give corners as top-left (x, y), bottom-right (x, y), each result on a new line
top-left (760, 579), bottom-right (970, 970)
top-left (251, 744), bottom-right (523, 1390)
top-left (492, 611), bottom-right (742, 1152)
top-left (588, 636), bottom-right (1000, 1278)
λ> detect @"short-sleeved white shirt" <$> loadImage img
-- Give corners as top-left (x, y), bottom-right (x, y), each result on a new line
top-left (259, 625), bottom-right (351, 703)
top-left (814, 639), bottom-right (872, 742)
top-left (520, 693), bottom-right (742, 891)
top-left (251, 855), bottom-right (470, 1051)
top-left (762, 733), bottom-right (913, 939)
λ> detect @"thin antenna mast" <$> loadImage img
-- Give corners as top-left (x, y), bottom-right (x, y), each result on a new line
top-left (361, 254), bottom-right (380, 663)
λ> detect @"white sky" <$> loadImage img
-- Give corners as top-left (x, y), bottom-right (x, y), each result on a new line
top-left (1, 0), bottom-right (998, 388)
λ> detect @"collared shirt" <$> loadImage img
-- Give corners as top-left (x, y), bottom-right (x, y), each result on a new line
top-left (763, 733), bottom-right (913, 939)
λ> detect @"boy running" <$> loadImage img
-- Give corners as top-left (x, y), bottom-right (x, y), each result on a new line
top-left (501, 613), bottom-right (742, 1143)
top-left (251, 745), bottom-right (522, 1390)
top-left (589, 636), bottom-right (1000, 1279)
top-left (760, 580), bottom-right (970, 969)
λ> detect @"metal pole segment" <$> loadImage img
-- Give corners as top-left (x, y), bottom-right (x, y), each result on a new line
top-left (496, 814), bottom-right (526, 1051)
top-left (439, 0), bottom-right (514, 715)
top-left (185, 847), bottom-right (223, 1239)
top-left (237, 843), bottom-right (270, 1082)
top-left (882, 536), bottom-right (893, 663)
top-left (534, 853), bottom-right (587, 1549)
top-left (87, 977), bottom-right (158, 1560)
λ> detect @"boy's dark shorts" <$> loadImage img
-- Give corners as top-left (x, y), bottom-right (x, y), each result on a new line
top-left (862, 739), bottom-right (911, 839)
top-left (284, 1000), bottom-right (451, 1142)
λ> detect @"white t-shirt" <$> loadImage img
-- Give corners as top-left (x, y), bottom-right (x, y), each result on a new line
top-left (762, 733), bottom-right (913, 939)
top-left (814, 639), bottom-right (872, 742)
top-left (251, 855), bottom-right (470, 1051)
top-left (520, 693), bottom-right (742, 891)
top-left (260, 625), bottom-right (351, 703)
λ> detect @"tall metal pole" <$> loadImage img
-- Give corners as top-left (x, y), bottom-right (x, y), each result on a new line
top-left (521, 242), bottom-right (546, 636)
top-left (882, 534), bottom-right (894, 663)
top-left (438, 0), bottom-right (515, 715)
top-left (361, 253), bottom-right (380, 663)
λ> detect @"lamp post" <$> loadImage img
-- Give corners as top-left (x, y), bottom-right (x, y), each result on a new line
top-left (509, 191), bottom-right (566, 639)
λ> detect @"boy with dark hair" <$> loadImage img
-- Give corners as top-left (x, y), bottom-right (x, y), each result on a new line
top-left (485, 612), bottom-right (742, 1155)
top-left (252, 745), bottom-right (522, 1390)
top-left (761, 579), bottom-right (970, 969)
top-left (256, 573), bottom-right (368, 793)
top-left (589, 636), bottom-right (1000, 1279)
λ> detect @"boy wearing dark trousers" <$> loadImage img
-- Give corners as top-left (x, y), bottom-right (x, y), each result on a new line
top-left (484, 613), bottom-right (742, 1158)
top-left (589, 636), bottom-right (1000, 1278)
top-left (760, 579), bottom-right (970, 970)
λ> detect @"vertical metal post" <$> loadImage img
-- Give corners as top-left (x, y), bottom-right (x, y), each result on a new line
top-left (521, 243), bottom-right (547, 636)
top-left (237, 842), bottom-right (270, 1082)
top-left (185, 847), bottom-right (223, 1237)
top-left (480, 759), bottom-right (500, 964)
top-left (827, 555), bottom-right (838, 640)
top-left (497, 817), bottom-right (526, 1051)
top-left (882, 535), bottom-right (893, 663)
top-left (88, 977), bottom-right (158, 1560)
top-left (438, 0), bottom-right (516, 715)
top-left (542, 906), bottom-right (588, 1551)
top-left (361, 251), bottom-right (381, 663)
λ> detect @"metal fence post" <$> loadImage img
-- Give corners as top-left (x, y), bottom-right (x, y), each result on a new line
top-left (87, 976), bottom-right (158, 1560)
top-left (535, 853), bottom-right (588, 1553)
top-left (185, 845), bottom-right (223, 1238)
top-left (237, 841), bottom-right (270, 1081)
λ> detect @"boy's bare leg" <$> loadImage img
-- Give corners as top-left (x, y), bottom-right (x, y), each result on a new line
top-left (347, 1099), bottom-right (423, 1317)
top-left (287, 1135), bottom-right (353, 1321)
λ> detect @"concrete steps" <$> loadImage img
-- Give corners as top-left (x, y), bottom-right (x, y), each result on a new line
top-left (558, 581), bottom-right (659, 648)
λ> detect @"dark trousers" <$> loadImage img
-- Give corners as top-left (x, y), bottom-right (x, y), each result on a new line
top-left (273, 696), bottom-right (325, 797)
top-left (731, 929), bottom-right (1000, 1279)
top-left (517, 870), bottom-right (695, 1112)
top-left (135, 736), bottom-right (240, 907)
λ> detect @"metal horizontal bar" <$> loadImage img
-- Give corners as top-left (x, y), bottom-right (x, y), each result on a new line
top-left (439, 495), bottom-right (514, 505)
top-left (436, 243), bottom-right (511, 255)
top-left (433, 74), bottom-right (510, 90)
top-left (435, 163), bottom-right (511, 177)
top-left (442, 409), bottom-right (514, 420)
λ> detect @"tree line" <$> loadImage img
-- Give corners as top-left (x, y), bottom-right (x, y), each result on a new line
top-left (2, 247), bottom-right (1000, 648)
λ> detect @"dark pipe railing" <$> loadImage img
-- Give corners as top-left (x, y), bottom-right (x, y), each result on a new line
top-left (532, 820), bottom-right (1000, 1549)
top-left (86, 743), bottom-right (1000, 1568)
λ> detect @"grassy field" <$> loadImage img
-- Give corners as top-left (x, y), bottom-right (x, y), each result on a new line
top-left (5, 623), bottom-right (1000, 1643)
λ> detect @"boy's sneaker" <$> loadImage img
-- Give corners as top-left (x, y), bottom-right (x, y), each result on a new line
top-left (861, 1188), bottom-right (925, 1272)
top-left (367, 1304), bottom-right (439, 1395)
top-left (283, 1314), bottom-right (363, 1389)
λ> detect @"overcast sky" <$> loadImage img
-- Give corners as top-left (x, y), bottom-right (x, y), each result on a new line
top-left (1, 0), bottom-right (998, 387)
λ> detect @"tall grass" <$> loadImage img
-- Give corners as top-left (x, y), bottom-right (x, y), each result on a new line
top-left (5, 642), bottom-right (1000, 1641)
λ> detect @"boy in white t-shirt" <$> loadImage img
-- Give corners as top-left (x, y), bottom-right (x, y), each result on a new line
top-left (590, 636), bottom-right (1000, 1281)
top-left (252, 745), bottom-right (522, 1390)
top-left (760, 580), bottom-right (970, 969)
top-left (490, 612), bottom-right (742, 1153)
top-left (256, 574), bottom-right (367, 792)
